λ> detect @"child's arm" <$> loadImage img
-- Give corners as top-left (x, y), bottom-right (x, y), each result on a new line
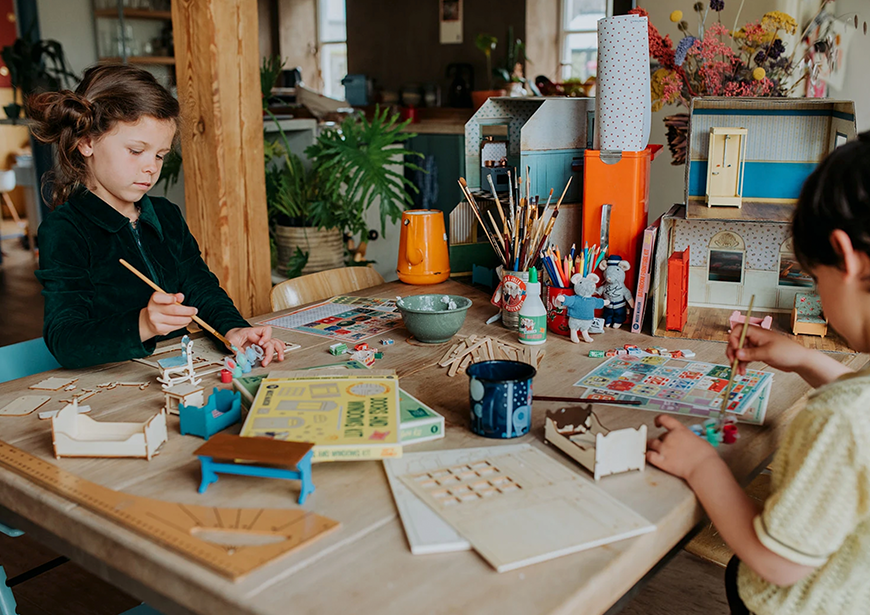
top-left (726, 325), bottom-right (851, 388)
top-left (648, 415), bottom-right (816, 586)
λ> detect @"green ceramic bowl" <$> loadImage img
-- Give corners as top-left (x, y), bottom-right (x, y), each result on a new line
top-left (396, 294), bottom-right (472, 343)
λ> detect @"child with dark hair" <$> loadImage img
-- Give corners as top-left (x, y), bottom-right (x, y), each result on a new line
top-left (30, 64), bottom-right (285, 369)
top-left (647, 132), bottom-right (870, 615)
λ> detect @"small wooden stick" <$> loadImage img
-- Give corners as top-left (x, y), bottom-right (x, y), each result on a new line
top-left (486, 174), bottom-right (508, 231)
top-left (718, 295), bottom-right (756, 429)
top-left (119, 259), bottom-right (234, 350)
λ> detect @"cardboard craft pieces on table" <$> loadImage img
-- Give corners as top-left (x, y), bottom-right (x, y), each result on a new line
top-left (398, 445), bottom-right (655, 572)
top-left (38, 404), bottom-right (91, 421)
top-left (0, 395), bottom-right (52, 417)
top-left (51, 400), bottom-right (168, 460)
top-left (194, 434), bottom-right (316, 505)
top-left (384, 444), bottom-right (532, 556)
top-left (241, 370), bottom-right (402, 461)
top-left (0, 439), bottom-right (339, 580)
top-left (29, 377), bottom-right (78, 391)
top-left (544, 406), bottom-right (647, 481)
top-left (573, 353), bottom-right (773, 425)
top-left (438, 335), bottom-right (545, 377)
top-left (59, 389), bottom-right (98, 404)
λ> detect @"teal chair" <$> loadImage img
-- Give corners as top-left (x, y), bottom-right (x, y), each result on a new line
top-left (0, 338), bottom-right (61, 385)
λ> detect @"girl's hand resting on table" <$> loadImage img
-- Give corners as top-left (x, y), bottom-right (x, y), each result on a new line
top-left (646, 414), bottom-right (718, 482)
top-left (725, 324), bottom-right (809, 377)
top-left (226, 325), bottom-right (286, 367)
top-left (139, 292), bottom-right (197, 341)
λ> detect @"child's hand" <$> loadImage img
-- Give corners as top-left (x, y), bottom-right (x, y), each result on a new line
top-left (225, 326), bottom-right (286, 366)
top-left (725, 324), bottom-right (809, 376)
top-left (139, 292), bottom-right (197, 341)
top-left (646, 414), bottom-right (718, 483)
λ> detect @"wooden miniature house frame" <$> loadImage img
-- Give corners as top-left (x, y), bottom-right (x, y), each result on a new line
top-left (51, 400), bottom-right (168, 460)
top-left (544, 406), bottom-right (646, 481)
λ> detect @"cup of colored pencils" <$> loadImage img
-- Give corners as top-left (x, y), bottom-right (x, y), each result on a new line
top-left (542, 242), bottom-right (607, 336)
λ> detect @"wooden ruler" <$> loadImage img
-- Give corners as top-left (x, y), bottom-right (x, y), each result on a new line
top-left (0, 441), bottom-right (340, 580)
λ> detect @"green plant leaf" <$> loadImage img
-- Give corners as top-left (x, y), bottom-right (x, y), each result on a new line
top-left (285, 247), bottom-right (309, 278)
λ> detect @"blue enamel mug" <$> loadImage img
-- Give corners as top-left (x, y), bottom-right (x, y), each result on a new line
top-left (467, 360), bottom-right (536, 438)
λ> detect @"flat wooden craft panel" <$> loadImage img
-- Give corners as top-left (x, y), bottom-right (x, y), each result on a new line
top-left (382, 445), bottom-right (531, 555)
top-left (29, 377), bottom-right (77, 391)
top-left (194, 433), bottom-right (314, 467)
top-left (0, 395), bottom-right (51, 416)
top-left (399, 445), bottom-right (655, 572)
top-left (0, 440), bottom-right (339, 580)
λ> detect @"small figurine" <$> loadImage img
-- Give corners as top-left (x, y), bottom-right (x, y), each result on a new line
top-left (555, 273), bottom-right (610, 343)
top-left (599, 255), bottom-right (635, 329)
top-left (245, 343), bottom-right (265, 368)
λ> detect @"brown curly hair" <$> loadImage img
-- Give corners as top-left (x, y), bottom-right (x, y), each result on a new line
top-left (28, 64), bottom-right (180, 206)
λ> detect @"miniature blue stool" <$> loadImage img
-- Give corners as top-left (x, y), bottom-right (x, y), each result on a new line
top-left (193, 434), bottom-right (315, 505)
top-left (179, 388), bottom-right (241, 440)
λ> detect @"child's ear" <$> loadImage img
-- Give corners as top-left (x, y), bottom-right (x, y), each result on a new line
top-left (830, 230), bottom-right (870, 281)
top-left (77, 137), bottom-right (95, 158)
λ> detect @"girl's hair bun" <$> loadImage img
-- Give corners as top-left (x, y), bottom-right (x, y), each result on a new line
top-left (28, 90), bottom-right (94, 143)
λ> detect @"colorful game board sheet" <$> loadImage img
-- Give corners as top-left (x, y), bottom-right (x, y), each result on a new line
top-left (261, 296), bottom-right (402, 343)
top-left (573, 354), bottom-right (772, 425)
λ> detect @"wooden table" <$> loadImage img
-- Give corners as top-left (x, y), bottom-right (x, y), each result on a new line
top-left (1, 280), bottom-right (864, 615)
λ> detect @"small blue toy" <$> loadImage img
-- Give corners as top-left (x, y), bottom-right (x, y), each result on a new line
top-left (245, 343), bottom-right (265, 368)
top-left (235, 349), bottom-right (252, 374)
top-left (179, 387), bottom-right (242, 440)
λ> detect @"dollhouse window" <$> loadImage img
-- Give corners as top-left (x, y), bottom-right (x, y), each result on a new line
top-left (778, 239), bottom-right (814, 288)
top-left (707, 231), bottom-right (744, 284)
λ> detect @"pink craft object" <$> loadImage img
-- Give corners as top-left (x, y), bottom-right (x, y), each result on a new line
top-left (728, 311), bottom-right (773, 332)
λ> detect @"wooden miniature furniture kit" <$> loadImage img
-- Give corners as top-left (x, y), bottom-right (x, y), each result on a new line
top-left (706, 127), bottom-right (748, 207)
top-left (437, 334), bottom-right (544, 378)
top-left (0, 395), bottom-right (51, 417)
top-left (179, 388), bottom-right (242, 440)
top-left (398, 445), bottom-right (655, 572)
top-left (792, 291), bottom-right (828, 337)
top-left (728, 311), bottom-right (772, 332)
top-left (38, 404), bottom-right (91, 420)
top-left (28, 377), bottom-right (77, 391)
top-left (157, 335), bottom-right (202, 389)
top-left (162, 382), bottom-right (205, 416)
top-left (194, 434), bottom-right (316, 505)
top-left (51, 400), bottom-right (168, 460)
top-left (544, 406), bottom-right (647, 481)
top-left (0, 440), bottom-right (338, 580)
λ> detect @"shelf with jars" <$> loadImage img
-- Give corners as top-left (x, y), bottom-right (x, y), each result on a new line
top-left (92, 0), bottom-right (174, 67)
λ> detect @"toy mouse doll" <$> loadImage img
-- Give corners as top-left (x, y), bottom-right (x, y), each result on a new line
top-left (555, 273), bottom-right (609, 343)
top-left (599, 255), bottom-right (634, 329)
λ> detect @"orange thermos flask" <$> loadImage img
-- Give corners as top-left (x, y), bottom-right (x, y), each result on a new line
top-left (397, 210), bottom-right (450, 285)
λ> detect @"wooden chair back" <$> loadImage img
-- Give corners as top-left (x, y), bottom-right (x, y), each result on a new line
top-left (270, 267), bottom-right (386, 311)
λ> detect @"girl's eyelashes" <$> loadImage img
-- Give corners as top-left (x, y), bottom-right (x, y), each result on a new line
top-left (156, 154), bottom-right (164, 161)
top-left (129, 149), bottom-right (142, 155)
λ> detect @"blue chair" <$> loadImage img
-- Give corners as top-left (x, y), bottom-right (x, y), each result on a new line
top-left (0, 338), bottom-right (61, 385)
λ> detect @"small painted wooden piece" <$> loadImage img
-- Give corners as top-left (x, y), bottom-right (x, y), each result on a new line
top-left (728, 311), bottom-right (772, 332)
top-left (666, 248), bottom-right (690, 332)
top-left (162, 382), bottom-right (205, 416)
top-left (194, 434), bottom-right (315, 505)
top-left (179, 388), bottom-right (242, 440)
top-left (51, 399), bottom-right (168, 460)
top-left (157, 335), bottom-right (202, 389)
top-left (791, 292), bottom-right (828, 337)
top-left (544, 406), bottom-right (647, 481)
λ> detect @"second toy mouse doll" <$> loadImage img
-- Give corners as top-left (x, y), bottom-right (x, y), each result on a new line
top-left (555, 273), bottom-right (610, 343)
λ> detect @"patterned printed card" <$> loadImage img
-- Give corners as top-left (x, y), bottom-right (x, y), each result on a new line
top-left (573, 354), bottom-right (773, 425)
top-left (260, 296), bottom-right (403, 343)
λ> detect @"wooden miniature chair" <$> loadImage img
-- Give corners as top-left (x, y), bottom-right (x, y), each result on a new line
top-left (270, 266), bottom-right (385, 311)
top-left (791, 292), bottom-right (828, 337)
top-left (156, 335), bottom-right (201, 388)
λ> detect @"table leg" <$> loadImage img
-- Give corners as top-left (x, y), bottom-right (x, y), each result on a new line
top-left (197, 457), bottom-right (219, 494)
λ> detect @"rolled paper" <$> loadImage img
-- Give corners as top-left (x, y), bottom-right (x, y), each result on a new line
top-left (594, 14), bottom-right (651, 151)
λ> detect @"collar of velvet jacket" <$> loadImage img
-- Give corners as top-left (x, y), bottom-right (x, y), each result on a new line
top-left (69, 189), bottom-right (164, 241)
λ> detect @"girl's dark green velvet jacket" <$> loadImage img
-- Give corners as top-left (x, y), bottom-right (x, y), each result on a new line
top-left (36, 190), bottom-right (249, 369)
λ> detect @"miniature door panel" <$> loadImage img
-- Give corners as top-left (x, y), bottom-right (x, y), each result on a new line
top-left (706, 128), bottom-right (747, 207)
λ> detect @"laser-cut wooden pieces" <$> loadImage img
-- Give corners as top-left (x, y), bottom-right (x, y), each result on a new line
top-left (29, 377), bottom-right (77, 391)
top-left (437, 335), bottom-right (544, 377)
top-left (162, 382), bottom-right (205, 416)
top-left (544, 406), bottom-right (647, 481)
top-left (59, 390), bottom-right (98, 404)
top-left (383, 444), bottom-right (536, 555)
top-left (398, 444), bottom-right (655, 572)
top-left (51, 399), bottom-right (168, 460)
top-left (39, 404), bottom-right (91, 420)
top-left (0, 395), bottom-right (52, 417)
top-left (157, 335), bottom-right (202, 390)
top-left (0, 440), bottom-right (340, 580)
top-left (194, 434), bottom-right (316, 505)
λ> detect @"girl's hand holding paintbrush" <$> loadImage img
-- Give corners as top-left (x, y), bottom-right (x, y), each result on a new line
top-left (139, 291), bottom-right (199, 341)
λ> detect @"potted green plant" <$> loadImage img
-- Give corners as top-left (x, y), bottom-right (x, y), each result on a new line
top-left (494, 26), bottom-right (530, 97)
top-left (268, 107), bottom-right (424, 278)
top-left (472, 33), bottom-right (506, 110)
top-left (1, 29), bottom-right (77, 119)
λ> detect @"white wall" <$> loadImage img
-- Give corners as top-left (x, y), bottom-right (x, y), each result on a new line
top-left (36, 0), bottom-right (98, 76)
top-left (828, 0), bottom-right (870, 131)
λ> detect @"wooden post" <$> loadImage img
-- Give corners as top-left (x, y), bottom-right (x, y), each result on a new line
top-left (171, 0), bottom-right (272, 318)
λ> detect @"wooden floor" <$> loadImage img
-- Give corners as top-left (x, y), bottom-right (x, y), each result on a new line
top-left (0, 230), bottom-right (731, 614)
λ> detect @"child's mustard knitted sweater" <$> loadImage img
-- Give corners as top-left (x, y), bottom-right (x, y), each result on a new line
top-left (738, 368), bottom-right (870, 614)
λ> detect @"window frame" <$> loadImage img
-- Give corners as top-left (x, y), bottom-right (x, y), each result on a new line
top-left (315, 0), bottom-right (347, 99)
top-left (559, 0), bottom-right (613, 81)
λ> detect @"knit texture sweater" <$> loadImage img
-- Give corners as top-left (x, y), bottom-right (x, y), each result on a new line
top-left (738, 368), bottom-right (870, 614)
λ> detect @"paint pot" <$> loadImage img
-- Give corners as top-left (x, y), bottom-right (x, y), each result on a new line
top-left (467, 360), bottom-right (536, 439)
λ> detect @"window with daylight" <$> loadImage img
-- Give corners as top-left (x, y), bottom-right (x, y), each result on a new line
top-left (318, 0), bottom-right (347, 100)
top-left (560, 0), bottom-right (612, 81)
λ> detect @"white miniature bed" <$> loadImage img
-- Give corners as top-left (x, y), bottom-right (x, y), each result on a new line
top-left (51, 399), bottom-right (168, 460)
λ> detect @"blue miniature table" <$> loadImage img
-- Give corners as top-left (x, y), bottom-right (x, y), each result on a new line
top-left (193, 434), bottom-right (315, 505)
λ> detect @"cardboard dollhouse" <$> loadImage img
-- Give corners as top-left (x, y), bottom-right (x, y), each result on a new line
top-left (449, 97), bottom-right (592, 274)
top-left (650, 98), bottom-right (857, 343)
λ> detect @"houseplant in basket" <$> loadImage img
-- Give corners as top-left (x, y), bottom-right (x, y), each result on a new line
top-left (268, 107), bottom-right (423, 278)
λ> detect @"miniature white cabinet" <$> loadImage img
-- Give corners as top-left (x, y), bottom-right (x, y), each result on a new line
top-left (706, 127), bottom-right (748, 208)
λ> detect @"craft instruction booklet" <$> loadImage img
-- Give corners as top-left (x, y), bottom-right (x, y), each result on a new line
top-left (241, 369), bottom-right (403, 461)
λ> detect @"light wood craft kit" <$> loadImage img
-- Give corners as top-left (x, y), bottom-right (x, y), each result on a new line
top-left (437, 335), bottom-right (544, 377)
top-left (0, 440), bottom-right (339, 580)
